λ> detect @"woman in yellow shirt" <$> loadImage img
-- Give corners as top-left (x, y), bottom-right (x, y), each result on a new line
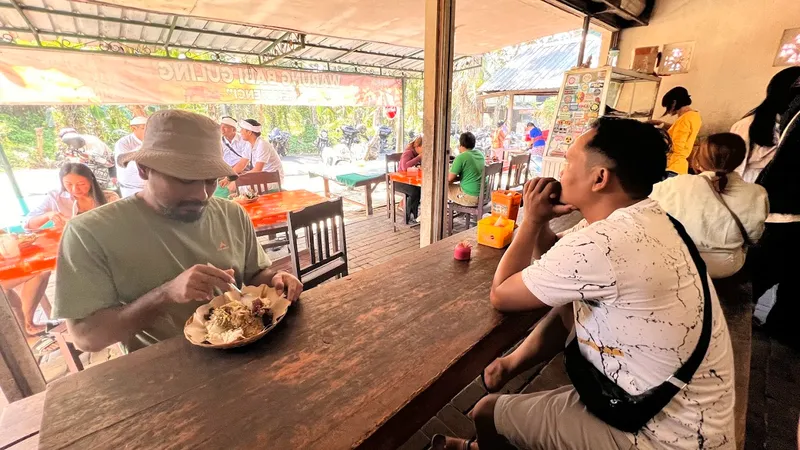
top-left (656, 87), bottom-right (703, 176)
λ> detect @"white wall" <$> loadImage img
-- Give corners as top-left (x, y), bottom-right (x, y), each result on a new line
top-left (618, 0), bottom-right (800, 134)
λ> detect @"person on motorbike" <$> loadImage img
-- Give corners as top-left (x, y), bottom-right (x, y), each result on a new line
top-left (241, 119), bottom-right (285, 183)
top-left (59, 128), bottom-right (115, 190)
top-left (114, 116), bottom-right (148, 198)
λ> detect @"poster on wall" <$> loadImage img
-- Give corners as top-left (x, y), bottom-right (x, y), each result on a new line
top-left (0, 47), bottom-right (402, 106)
top-left (658, 41), bottom-right (694, 75)
top-left (774, 27), bottom-right (800, 66)
top-left (546, 68), bottom-right (606, 157)
top-left (631, 46), bottom-right (660, 74)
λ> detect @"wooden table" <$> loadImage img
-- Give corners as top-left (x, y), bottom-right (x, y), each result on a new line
top-left (308, 163), bottom-right (386, 216)
top-left (388, 170), bottom-right (423, 232)
top-left (0, 392), bottom-right (44, 450)
top-left (38, 229), bottom-right (547, 450)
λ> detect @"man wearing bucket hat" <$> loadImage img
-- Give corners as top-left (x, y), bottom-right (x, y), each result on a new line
top-left (114, 116), bottom-right (148, 198)
top-left (52, 110), bottom-right (303, 353)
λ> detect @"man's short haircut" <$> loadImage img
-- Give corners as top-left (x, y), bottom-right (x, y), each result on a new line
top-left (527, 122), bottom-right (535, 127)
top-left (460, 132), bottom-right (476, 150)
top-left (586, 117), bottom-right (670, 199)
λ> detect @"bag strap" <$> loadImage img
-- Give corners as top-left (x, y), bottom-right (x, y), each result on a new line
top-left (222, 138), bottom-right (244, 159)
top-left (667, 215), bottom-right (712, 388)
top-left (700, 176), bottom-right (752, 246)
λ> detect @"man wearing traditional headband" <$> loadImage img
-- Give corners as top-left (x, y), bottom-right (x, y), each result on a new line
top-left (240, 118), bottom-right (285, 182)
top-left (114, 116), bottom-right (148, 197)
top-left (220, 116), bottom-right (252, 173)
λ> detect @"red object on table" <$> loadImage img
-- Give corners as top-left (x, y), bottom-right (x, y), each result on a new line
top-left (0, 190), bottom-right (327, 282)
top-left (389, 170), bottom-right (423, 187)
top-left (453, 241), bottom-right (472, 260)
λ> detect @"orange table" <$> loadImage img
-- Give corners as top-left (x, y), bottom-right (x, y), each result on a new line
top-left (388, 170), bottom-right (422, 187)
top-left (239, 189), bottom-right (327, 229)
top-left (388, 171), bottom-right (423, 231)
top-left (0, 228), bottom-right (62, 283)
top-left (0, 190), bottom-right (327, 282)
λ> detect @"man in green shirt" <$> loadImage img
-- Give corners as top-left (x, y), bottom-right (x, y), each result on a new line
top-left (448, 132), bottom-right (486, 206)
top-left (53, 110), bottom-right (303, 352)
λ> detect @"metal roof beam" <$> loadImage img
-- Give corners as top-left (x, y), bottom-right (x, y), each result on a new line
top-left (330, 42), bottom-right (368, 62)
top-left (260, 31), bottom-right (289, 56)
top-left (262, 33), bottom-right (304, 65)
top-left (7, 0), bottom-right (40, 46)
top-left (163, 15), bottom-right (178, 53)
top-left (0, 4), bottom-right (425, 61)
top-left (0, 27), bottom-right (423, 76)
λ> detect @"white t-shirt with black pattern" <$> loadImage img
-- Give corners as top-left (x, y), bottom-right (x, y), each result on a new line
top-left (522, 199), bottom-right (735, 450)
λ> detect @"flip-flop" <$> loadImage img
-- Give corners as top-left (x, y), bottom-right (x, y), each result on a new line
top-left (430, 435), bottom-right (476, 450)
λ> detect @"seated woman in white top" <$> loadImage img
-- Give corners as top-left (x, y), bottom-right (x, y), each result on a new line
top-left (651, 133), bottom-right (769, 279)
top-left (25, 162), bottom-right (119, 230)
top-left (2, 163), bottom-right (118, 335)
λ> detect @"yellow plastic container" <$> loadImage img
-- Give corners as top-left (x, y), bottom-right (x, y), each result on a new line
top-left (477, 216), bottom-right (516, 249)
top-left (491, 190), bottom-right (522, 222)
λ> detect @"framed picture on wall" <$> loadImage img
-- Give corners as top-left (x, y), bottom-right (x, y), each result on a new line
top-left (631, 46), bottom-right (660, 74)
top-left (774, 27), bottom-right (800, 66)
top-left (658, 41), bottom-right (694, 75)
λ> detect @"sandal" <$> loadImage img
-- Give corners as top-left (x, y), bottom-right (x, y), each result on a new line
top-left (431, 434), bottom-right (476, 450)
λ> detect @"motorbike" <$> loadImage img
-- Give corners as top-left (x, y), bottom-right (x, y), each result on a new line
top-left (268, 127), bottom-right (290, 157)
top-left (58, 141), bottom-right (117, 191)
top-left (314, 129), bottom-right (331, 155)
top-left (365, 125), bottom-right (393, 160)
top-left (473, 128), bottom-right (492, 156)
top-left (322, 125), bottom-right (368, 166)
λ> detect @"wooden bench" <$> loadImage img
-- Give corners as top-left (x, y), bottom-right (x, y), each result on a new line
top-left (0, 391), bottom-right (44, 450)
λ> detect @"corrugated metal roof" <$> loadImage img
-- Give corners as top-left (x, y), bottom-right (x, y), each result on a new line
top-left (478, 36), bottom-right (601, 93)
top-left (0, 0), bottom-right (456, 77)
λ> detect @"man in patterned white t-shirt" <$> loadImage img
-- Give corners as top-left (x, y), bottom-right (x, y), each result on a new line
top-left (432, 118), bottom-right (735, 450)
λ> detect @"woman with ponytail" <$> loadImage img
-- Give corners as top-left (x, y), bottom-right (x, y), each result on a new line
top-left (651, 133), bottom-right (768, 279)
top-left (731, 66), bottom-right (800, 182)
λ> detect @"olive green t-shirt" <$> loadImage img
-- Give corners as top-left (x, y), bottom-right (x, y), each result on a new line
top-left (53, 196), bottom-right (271, 351)
top-left (450, 149), bottom-right (486, 197)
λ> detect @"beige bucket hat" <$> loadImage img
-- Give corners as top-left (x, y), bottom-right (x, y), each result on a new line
top-left (119, 110), bottom-right (236, 181)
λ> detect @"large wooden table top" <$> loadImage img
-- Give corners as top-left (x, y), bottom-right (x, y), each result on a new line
top-left (37, 225), bottom-right (569, 450)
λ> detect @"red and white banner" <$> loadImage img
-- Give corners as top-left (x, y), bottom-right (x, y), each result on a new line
top-left (0, 48), bottom-right (402, 107)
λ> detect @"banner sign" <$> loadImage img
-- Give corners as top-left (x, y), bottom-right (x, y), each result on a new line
top-left (0, 48), bottom-right (402, 107)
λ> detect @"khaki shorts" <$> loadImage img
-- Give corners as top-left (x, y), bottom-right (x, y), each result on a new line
top-left (448, 184), bottom-right (479, 207)
top-left (494, 385), bottom-right (636, 450)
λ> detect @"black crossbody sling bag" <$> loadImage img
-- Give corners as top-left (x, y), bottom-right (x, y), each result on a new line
top-left (564, 215), bottom-right (712, 433)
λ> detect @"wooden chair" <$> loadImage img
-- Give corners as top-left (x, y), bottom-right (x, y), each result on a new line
top-left (506, 153), bottom-right (531, 191)
top-left (0, 289), bottom-right (45, 403)
top-left (236, 171), bottom-right (285, 248)
top-left (236, 171), bottom-right (281, 194)
top-left (445, 161), bottom-right (503, 236)
top-left (287, 198), bottom-right (349, 290)
top-left (385, 153), bottom-right (404, 219)
top-left (50, 322), bottom-right (84, 374)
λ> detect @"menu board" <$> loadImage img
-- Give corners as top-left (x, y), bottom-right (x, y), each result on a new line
top-left (546, 69), bottom-right (607, 157)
